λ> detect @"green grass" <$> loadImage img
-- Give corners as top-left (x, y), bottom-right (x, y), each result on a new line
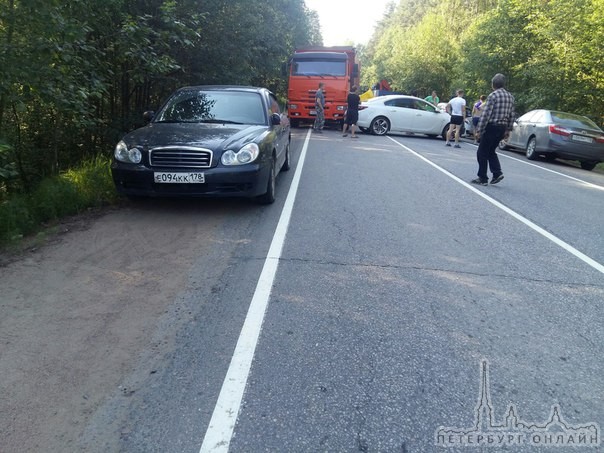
top-left (0, 155), bottom-right (118, 244)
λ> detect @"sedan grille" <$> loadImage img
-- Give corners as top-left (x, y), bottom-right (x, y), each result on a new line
top-left (149, 146), bottom-right (213, 168)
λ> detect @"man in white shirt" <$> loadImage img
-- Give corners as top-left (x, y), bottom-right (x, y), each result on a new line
top-left (445, 89), bottom-right (466, 148)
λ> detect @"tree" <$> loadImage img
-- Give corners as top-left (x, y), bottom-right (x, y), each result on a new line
top-left (0, 0), bottom-right (319, 196)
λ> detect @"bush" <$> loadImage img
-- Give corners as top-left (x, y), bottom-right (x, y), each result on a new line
top-left (0, 195), bottom-right (36, 241)
top-left (0, 155), bottom-right (118, 244)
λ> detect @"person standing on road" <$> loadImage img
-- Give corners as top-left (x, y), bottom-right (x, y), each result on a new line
top-left (445, 89), bottom-right (466, 148)
top-left (342, 86), bottom-right (361, 138)
top-left (471, 73), bottom-right (515, 186)
top-left (472, 95), bottom-right (487, 144)
top-left (425, 90), bottom-right (439, 105)
top-left (314, 82), bottom-right (325, 132)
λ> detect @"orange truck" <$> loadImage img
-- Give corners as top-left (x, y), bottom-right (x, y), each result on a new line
top-left (285, 46), bottom-right (359, 127)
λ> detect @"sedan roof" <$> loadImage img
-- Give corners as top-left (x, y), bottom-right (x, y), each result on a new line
top-left (174, 85), bottom-right (269, 94)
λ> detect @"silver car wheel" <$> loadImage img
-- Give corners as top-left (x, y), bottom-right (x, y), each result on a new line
top-left (370, 117), bottom-right (390, 136)
top-left (525, 137), bottom-right (538, 160)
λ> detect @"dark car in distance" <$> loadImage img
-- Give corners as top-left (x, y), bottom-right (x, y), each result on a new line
top-left (499, 109), bottom-right (604, 170)
top-left (111, 86), bottom-right (291, 203)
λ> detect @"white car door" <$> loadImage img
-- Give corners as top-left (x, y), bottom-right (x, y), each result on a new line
top-left (383, 98), bottom-right (416, 133)
top-left (411, 99), bottom-right (443, 134)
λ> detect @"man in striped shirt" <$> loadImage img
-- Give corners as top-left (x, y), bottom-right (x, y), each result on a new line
top-left (472, 73), bottom-right (515, 185)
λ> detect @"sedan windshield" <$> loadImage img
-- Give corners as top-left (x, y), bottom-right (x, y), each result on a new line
top-left (155, 91), bottom-right (267, 125)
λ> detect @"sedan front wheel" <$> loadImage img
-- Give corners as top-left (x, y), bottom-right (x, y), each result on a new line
top-left (256, 155), bottom-right (276, 204)
top-left (370, 116), bottom-right (390, 136)
top-left (580, 161), bottom-right (597, 171)
top-left (281, 142), bottom-right (291, 172)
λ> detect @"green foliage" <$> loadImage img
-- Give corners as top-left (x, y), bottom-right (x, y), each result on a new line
top-left (363, 0), bottom-right (604, 123)
top-left (0, 143), bottom-right (17, 182)
top-left (0, 195), bottom-right (35, 242)
top-left (0, 155), bottom-right (118, 244)
top-left (0, 0), bottom-right (318, 197)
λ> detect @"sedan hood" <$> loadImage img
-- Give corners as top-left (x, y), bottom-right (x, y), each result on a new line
top-left (123, 122), bottom-right (268, 150)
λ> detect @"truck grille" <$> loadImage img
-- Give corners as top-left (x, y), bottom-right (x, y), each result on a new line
top-left (149, 146), bottom-right (213, 168)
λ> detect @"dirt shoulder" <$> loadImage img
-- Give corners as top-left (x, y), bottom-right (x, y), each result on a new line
top-left (0, 200), bottom-right (234, 453)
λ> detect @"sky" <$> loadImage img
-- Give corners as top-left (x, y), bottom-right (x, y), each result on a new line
top-left (304, 0), bottom-right (394, 46)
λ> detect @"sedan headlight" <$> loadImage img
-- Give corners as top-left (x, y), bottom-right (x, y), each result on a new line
top-left (114, 140), bottom-right (142, 164)
top-left (221, 143), bottom-right (260, 166)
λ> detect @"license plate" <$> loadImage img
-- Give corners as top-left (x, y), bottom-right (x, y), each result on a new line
top-left (310, 110), bottom-right (317, 116)
top-left (572, 135), bottom-right (593, 144)
top-left (154, 172), bottom-right (205, 183)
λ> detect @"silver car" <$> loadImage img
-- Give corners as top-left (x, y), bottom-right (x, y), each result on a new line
top-left (499, 109), bottom-right (604, 170)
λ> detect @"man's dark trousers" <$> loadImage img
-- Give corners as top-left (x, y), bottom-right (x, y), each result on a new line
top-left (477, 124), bottom-right (506, 181)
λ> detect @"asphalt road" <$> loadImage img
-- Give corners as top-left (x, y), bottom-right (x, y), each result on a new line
top-left (81, 127), bottom-right (603, 452)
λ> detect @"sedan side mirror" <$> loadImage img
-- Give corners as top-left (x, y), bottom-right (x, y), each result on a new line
top-left (143, 111), bottom-right (155, 123)
top-left (270, 113), bottom-right (282, 126)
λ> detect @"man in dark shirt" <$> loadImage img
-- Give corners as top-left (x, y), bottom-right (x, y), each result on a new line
top-left (472, 73), bottom-right (515, 185)
top-left (342, 86), bottom-right (361, 138)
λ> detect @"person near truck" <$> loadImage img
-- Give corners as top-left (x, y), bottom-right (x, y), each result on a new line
top-left (342, 86), bottom-right (361, 138)
top-left (314, 82), bottom-right (325, 132)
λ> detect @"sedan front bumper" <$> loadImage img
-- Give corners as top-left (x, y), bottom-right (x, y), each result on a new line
top-left (111, 162), bottom-right (271, 198)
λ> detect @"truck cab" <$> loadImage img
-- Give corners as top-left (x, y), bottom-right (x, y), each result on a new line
top-left (285, 47), bottom-right (359, 127)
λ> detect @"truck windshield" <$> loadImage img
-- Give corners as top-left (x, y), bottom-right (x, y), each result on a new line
top-left (292, 60), bottom-right (346, 77)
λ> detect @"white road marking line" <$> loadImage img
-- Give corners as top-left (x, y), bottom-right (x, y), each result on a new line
top-left (389, 136), bottom-right (604, 275)
top-left (467, 143), bottom-right (604, 190)
top-left (499, 153), bottom-right (604, 190)
top-left (199, 129), bottom-right (312, 452)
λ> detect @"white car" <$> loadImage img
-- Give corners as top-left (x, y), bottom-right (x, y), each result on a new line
top-left (358, 95), bottom-right (451, 138)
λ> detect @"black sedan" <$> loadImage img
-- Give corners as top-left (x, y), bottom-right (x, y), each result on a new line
top-left (499, 109), bottom-right (604, 170)
top-left (111, 85), bottom-right (291, 203)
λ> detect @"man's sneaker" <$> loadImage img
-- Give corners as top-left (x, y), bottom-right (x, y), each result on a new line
top-left (445, 142), bottom-right (451, 147)
top-left (490, 174), bottom-right (504, 184)
top-left (470, 178), bottom-right (488, 186)
top-left (454, 144), bottom-right (461, 148)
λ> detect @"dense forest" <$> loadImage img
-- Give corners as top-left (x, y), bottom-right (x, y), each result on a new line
top-left (361, 0), bottom-right (604, 122)
top-left (0, 0), bottom-right (602, 200)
